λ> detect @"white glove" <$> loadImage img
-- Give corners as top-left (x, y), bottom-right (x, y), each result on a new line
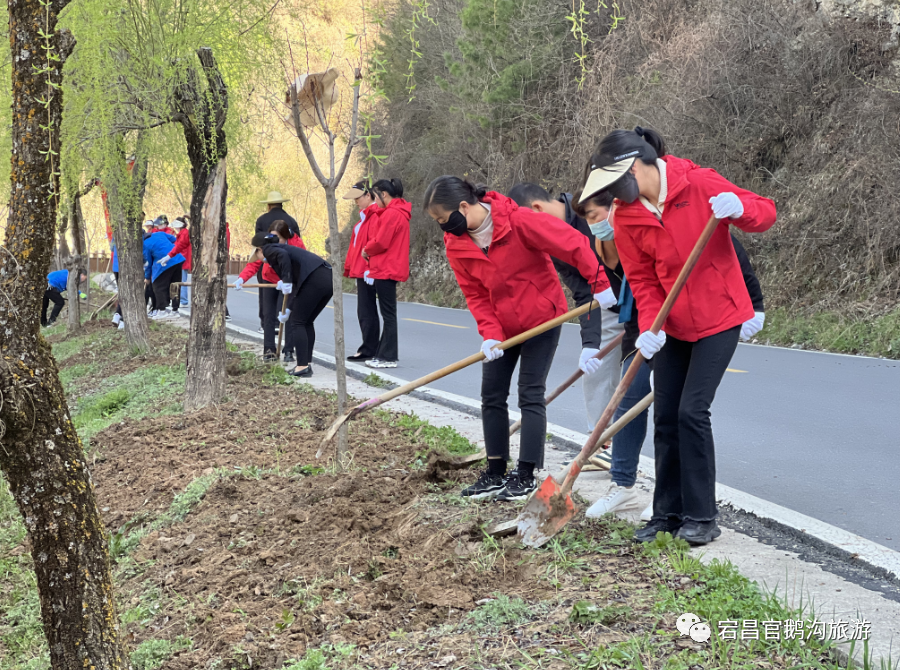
top-left (277, 308), bottom-right (291, 324)
top-left (709, 192), bottom-right (744, 220)
top-left (480, 339), bottom-right (503, 362)
top-left (579, 348), bottom-right (602, 375)
top-left (594, 287), bottom-right (617, 310)
top-left (363, 271), bottom-right (374, 286)
top-left (740, 311), bottom-right (765, 341)
top-left (280, 282), bottom-right (293, 295)
top-left (159, 254), bottom-right (171, 267)
top-left (276, 280), bottom-right (284, 292)
top-left (636, 330), bottom-right (666, 359)
top-left (233, 278), bottom-right (244, 291)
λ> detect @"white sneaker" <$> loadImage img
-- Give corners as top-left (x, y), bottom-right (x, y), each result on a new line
top-left (117, 321), bottom-right (125, 330)
top-left (257, 327), bottom-right (264, 334)
top-left (365, 358), bottom-right (398, 369)
top-left (640, 502), bottom-right (653, 522)
top-left (152, 311), bottom-right (176, 320)
top-left (585, 484), bottom-right (640, 518)
top-left (112, 313), bottom-right (121, 325)
top-left (148, 309), bottom-right (158, 318)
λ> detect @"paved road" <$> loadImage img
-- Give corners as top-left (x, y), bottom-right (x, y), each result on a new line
top-left (223, 280), bottom-right (900, 550)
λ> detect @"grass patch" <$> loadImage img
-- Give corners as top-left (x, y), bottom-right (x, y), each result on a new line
top-left (466, 593), bottom-right (533, 630)
top-left (0, 475), bottom-right (48, 669)
top-left (70, 364), bottom-right (185, 449)
top-left (131, 636), bottom-right (192, 670)
top-left (389, 412), bottom-right (479, 458)
top-left (363, 372), bottom-right (392, 388)
top-left (761, 306), bottom-right (899, 358)
top-left (283, 643), bottom-right (356, 670)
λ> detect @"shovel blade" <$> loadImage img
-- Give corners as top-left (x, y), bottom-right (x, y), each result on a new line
top-left (515, 475), bottom-right (576, 548)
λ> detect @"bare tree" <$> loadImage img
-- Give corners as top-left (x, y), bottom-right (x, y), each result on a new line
top-left (287, 66), bottom-right (362, 462)
top-left (173, 47), bottom-right (230, 412)
top-left (0, 3), bottom-right (129, 667)
top-left (64, 180), bottom-right (97, 333)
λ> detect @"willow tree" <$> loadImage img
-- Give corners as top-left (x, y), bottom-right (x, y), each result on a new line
top-left (0, 3), bottom-right (129, 668)
top-left (59, 0), bottom-right (279, 399)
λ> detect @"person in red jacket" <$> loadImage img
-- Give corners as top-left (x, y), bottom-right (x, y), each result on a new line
top-left (165, 216), bottom-right (191, 307)
top-left (234, 219), bottom-right (306, 361)
top-left (579, 127), bottom-right (776, 545)
top-left (342, 181), bottom-right (382, 361)
top-left (423, 176), bottom-right (611, 502)
top-left (361, 178), bottom-right (410, 369)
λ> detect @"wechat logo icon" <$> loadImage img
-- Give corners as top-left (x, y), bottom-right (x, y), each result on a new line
top-left (677, 613), bottom-right (711, 643)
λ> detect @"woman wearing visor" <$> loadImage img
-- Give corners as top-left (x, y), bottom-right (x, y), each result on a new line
top-left (579, 127), bottom-right (775, 545)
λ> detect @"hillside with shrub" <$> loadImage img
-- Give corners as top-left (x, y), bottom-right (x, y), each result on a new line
top-left (366, 0), bottom-right (900, 356)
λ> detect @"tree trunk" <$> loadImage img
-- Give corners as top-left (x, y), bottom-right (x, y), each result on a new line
top-left (184, 157), bottom-right (228, 411)
top-left (177, 47), bottom-right (229, 412)
top-left (324, 186), bottom-right (350, 460)
top-left (0, 0), bottom-right (129, 666)
top-left (107, 139), bottom-right (150, 351)
top-left (65, 252), bottom-right (82, 333)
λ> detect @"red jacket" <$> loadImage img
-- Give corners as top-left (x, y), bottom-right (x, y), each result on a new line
top-left (444, 191), bottom-right (609, 341)
top-left (239, 234), bottom-right (306, 284)
top-left (170, 228), bottom-right (192, 271)
top-left (344, 203), bottom-right (378, 279)
top-left (613, 155), bottom-right (776, 342)
top-left (364, 198), bottom-right (410, 282)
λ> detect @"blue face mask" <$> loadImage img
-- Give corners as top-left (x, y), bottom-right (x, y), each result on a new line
top-left (589, 218), bottom-right (614, 241)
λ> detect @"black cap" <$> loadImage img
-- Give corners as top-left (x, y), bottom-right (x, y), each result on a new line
top-left (251, 232), bottom-right (278, 248)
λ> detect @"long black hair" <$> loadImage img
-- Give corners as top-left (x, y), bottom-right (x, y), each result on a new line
top-left (423, 176), bottom-right (487, 212)
top-left (372, 178), bottom-right (404, 199)
top-left (581, 126), bottom-right (668, 188)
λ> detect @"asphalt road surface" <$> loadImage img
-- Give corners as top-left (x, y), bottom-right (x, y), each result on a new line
top-left (223, 280), bottom-right (900, 551)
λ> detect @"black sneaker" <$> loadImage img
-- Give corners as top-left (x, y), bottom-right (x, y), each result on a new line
top-left (461, 470), bottom-right (506, 500)
top-left (496, 470), bottom-right (538, 502)
top-left (676, 520), bottom-right (721, 546)
top-left (263, 351), bottom-right (277, 363)
top-left (634, 518), bottom-right (683, 543)
top-left (284, 352), bottom-right (295, 363)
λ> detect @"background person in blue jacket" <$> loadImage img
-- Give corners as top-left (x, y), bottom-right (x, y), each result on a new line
top-left (43, 269), bottom-right (86, 327)
top-left (143, 230), bottom-right (185, 319)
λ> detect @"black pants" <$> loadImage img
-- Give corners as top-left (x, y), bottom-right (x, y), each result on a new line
top-left (652, 325), bottom-right (740, 523)
top-left (42, 287), bottom-right (65, 324)
top-left (152, 262), bottom-right (183, 312)
top-left (481, 326), bottom-right (561, 469)
top-left (355, 278), bottom-right (381, 357)
top-left (260, 286), bottom-right (294, 355)
top-left (145, 282), bottom-right (157, 311)
top-left (357, 278), bottom-right (398, 361)
top-left (288, 265), bottom-right (334, 366)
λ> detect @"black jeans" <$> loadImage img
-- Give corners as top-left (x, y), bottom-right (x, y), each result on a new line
top-left (652, 325), bottom-right (740, 523)
top-left (355, 278), bottom-right (381, 357)
top-left (145, 282), bottom-right (157, 311)
top-left (288, 265), bottom-right (334, 366)
top-left (260, 286), bottom-right (294, 355)
top-left (42, 287), bottom-right (65, 324)
top-left (481, 326), bottom-right (561, 469)
top-left (357, 278), bottom-right (398, 361)
top-left (152, 262), bottom-right (183, 312)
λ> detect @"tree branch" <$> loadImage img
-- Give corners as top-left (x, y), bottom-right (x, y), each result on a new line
top-left (332, 70), bottom-right (363, 188)
top-left (290, 85), bottom-right (329, 187)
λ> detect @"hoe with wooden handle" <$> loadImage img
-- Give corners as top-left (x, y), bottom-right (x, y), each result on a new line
top-left (276, 294), bottom-right (289, 358)
top-left (516, 214), bottom-right (721, 548)
top-left (317, 300), bottom-right (602, 457)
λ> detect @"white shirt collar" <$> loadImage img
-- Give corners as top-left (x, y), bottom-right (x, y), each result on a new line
top-left (638, 158), bottom-right (668, 218)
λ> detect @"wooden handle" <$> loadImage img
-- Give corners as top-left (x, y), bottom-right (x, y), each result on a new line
top-left (508, 331), bottom-right (624, 436)
top-left (276, 294), bottom-right (288, 357)
top-left (171, 282), bottom-right (277, 288)
top-left (558, 214), bottom-right (720, 498)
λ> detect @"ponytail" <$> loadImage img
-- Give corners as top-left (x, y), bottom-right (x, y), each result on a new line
top-left (373, 178), bottom-right (404, 199)
top-left (633, 126), bottom-right (666, 158)
top-left (423, 175), bottom-right (487, 212)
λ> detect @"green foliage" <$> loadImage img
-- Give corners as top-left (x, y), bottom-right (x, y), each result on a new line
top-left (466, 593), bottom-right (532, 630)
top-left (130, 636), bottom-right (193, 670)
top-left (569, 600), bottom-right (631, 625)
top-left (391, 412), bottom-right (479, 458)
top-left (363, 372), bottom-right (392, 388)
top-left (761, 306), bottom-right (899, 358)
top-left (283, 643), bottom-right (356, 669)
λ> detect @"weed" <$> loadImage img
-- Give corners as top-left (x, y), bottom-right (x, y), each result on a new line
top-left (466, 593), bottom-right (533, 630)
top-left (569, 601), bottom-right (631, 625)
top-left (761, 306), bottom-right (899, 358)
top-left (382, 546), bottom-right (400, 559)
top-left (120, 581), bottom-right (163, 627)
top-left (283, 643), bottom-right (356, 669)
top-left (363, 372), bottom-right (392, 388)
top-left (472, 533), bottom-right (504, 572)
top-left (279, 577), bottom-right (325, 612)
top-left (264, 364), bottom-right (292, 386)
top-left (392, 413), bottom-right (479, 458)
top-left (365, 560), bottom-right (383, 581)
top-left (290, 463), bottom-right (325, 477)
top-left (131, 636), bottom-right (192, 670)
top-left (274, 608), bottom-right (295, 633)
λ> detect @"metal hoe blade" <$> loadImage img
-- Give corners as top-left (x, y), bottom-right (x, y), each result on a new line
top-left (516, 475), bottom-right (576, 548)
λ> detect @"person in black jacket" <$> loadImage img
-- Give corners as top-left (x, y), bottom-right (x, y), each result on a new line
top-left (508, 183), bottom-right (624, 431)
top-left (255, 191), bottom-right (301, 236)
top-left (575, 190), bottom-right (766, 520)
top-left (251, 232), bottom-right (333, 378)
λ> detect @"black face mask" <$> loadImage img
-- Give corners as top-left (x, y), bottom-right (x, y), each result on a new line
top-left (608, 171), bottom-right (640, 204)
top-left (440, 210), bottom-right (468, 236)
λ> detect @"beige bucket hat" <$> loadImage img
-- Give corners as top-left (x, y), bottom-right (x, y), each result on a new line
top-left (260, 190), bottom-right (290, 205)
